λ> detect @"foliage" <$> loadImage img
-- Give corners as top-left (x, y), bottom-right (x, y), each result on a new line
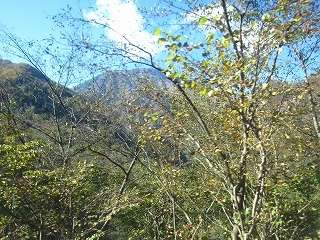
top-left (0, 0), bottom-right (320, 239)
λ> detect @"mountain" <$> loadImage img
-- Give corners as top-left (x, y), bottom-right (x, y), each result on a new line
top-left (0, 60), bottom-right (174, 116)
top-left (74, 68), bottom-right (174, 104)
top-left (0, 59), bottom-right (74, 117)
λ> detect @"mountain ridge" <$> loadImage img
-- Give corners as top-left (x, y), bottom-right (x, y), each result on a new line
top-left (74, 67), bottom-right (173, 103)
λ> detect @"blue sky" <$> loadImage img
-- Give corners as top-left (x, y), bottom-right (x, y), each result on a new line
top-left (0, 0), bottom-right (176, 64)
top-left (1, 0), bottom-right (316, 83)
top-left (0, 0), bottom-right (231, 76)
top-left (0, 0), bottom-right (180, 84)
top-left (0, 0), bottom-right (199, 72)
top-left (0, 0), bottom-right (83, 62)
top-left (0, 0), bottom-right (86, 40)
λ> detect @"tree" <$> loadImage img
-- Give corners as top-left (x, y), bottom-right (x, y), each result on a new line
top-left (0, 29), bottom-right (145, 239)
top-left (1, 0), bottom-right (319, 239)
top-left (138, 0), bottom-right (320, 238)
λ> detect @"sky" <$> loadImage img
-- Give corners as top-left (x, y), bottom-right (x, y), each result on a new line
top-left (0, 0), bottom-right (167, 63)
top-left (0, 0), bottom-right (181, 85)
top-left (0, 0), bottom-right (85, 40)
top-left (0, 0), bottom-right (317, 83)
top-left (0, 0), bottom-right (210, 63)
top-left (0, 0), bottom-right (87, 62)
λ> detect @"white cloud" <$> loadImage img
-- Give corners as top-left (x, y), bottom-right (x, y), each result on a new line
top-left (83, 0), bottom-right (159, 57)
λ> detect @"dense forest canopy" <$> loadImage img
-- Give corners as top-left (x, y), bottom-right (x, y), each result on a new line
top-left (0, 0), bottom-right (319, 239)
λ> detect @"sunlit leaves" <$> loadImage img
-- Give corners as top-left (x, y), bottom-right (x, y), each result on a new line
top-left (153, 27), bottom-right (161, 36)
top-left (198, 16), bottom-right (207, 25)
top-left (157, 38), bottom-right (166, 44)
top-left (173, 55), bottom-right (186, 62)
top-left (149, 0), bottom-right (320, 238)
top-left (164, 55), bottom-right (174, 65)
top-left (205, 33), bottom-right (214, 45)
top-left (218, 37), bottom-right (229, 49)
top-left (199, 88), bottom-right (207, 95)
top-left (251, 20), bottom-right (258, 28)
top-left (175, 35), bottom-right (183, 41)
top-left (262, 13), bottom-right (271, 22)
top-left (151, 112), bottom-right (158, 121)
top-left (2, 0), bottom-right (319, 238)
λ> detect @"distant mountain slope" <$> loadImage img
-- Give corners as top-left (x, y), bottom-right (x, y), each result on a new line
top-left (74, 68), bottom-right (174, 103)
top-left (0, 59), bottom-right (74, 117)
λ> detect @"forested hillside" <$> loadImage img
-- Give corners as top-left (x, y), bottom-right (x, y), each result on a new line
top-left (0, 0), bottom-right (319, 239)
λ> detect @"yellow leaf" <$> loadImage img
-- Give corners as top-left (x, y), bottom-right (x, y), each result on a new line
top-left (153, 28), bottom-right (161, 35)
top-left (252, 20), bottom-right (258, 28)
top-left (223, 40), bottom-right (229, 48)
top-left (200, 88), bottom-right (207, 95)
top-left (262, 83), bottom-right (268, 90)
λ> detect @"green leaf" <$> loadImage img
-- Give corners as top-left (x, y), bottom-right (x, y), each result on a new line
top-left (198, 16), bottom-right (207, 24)
top-left (171, 72), bottom-right (181, 78)
top-left (176, 56), bottom-right (186, 62)
top-left (291, 16), bottom-right (302, 23)
top-left (199, 88), bottom-right (207, 95)
top-left (153, 28), bottom-right (161, 36)
top-left (157, 38), bottom-right (166, 44)
top-left (164, 55), bottom-right (174, 65)
top-left (218, 37), bottom-right (229, 48)
top-left (262, 13), bottom-right (271, 21)
top-left (175, 35), bottom-right (183, 41)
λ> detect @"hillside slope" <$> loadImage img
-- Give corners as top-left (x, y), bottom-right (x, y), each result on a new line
top-left (0, 59), bottom-right (74, 117)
